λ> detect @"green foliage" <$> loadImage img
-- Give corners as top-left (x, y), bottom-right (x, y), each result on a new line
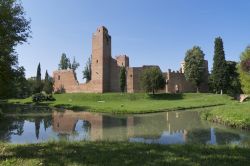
top-left (0, 0), bottom-right (31, 99)
top-left (43, 70), bottom-right (54, 94)
top-left (205, 100), bottom-right (250, 129)
top-left (83, 56), bottom-right (92, 82)
top-left (184, 46), bottom-right (205, 92)
top-left (224, 61), bottom-right (242, 95)
top-left (141, 67), bottom-right (166, 94)
top-left (120, 67), bottom-right (126, 92)
top-left (34, 63), bottom-right (43, 93)
top-left (32, 92), bottom-right (55, 103)
top-left (58, 53), bottom-right (71, 70)
top-left (210, 37), bottom-right (228, 93)
top-left (11, 66), bottom-right (30, 98)
top-left (71, 57), bottom-right (80, 72)
top-left (239, 46), bottom-right (250, 94)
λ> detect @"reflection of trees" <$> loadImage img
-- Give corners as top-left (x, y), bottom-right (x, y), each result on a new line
top-left (0, 117), bottom-right (24, 142)
top-left (35, 118), bottom-right (41, 139)
top-left (0, 115), bottom-right (53, 142)
top-left (43, 116), bottom-right (52, 131)
top-left (187, 128), bottom-right (242, 145)
top-left (215, 129), bottom-right (241, 144)
top-left (187, 128), bottom-right (211, 144)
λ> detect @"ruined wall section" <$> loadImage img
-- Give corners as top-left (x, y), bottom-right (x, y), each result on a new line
top-left (165, 70), bottom-right (196, 93)
top-left (109, 58), bottom-right (121, 92)
top-left (109, 55), bottom-right (130, 92)
top-left (53, 70), bottom-right (79, 93)
top-left (166, 60), bottom-right (209, 93)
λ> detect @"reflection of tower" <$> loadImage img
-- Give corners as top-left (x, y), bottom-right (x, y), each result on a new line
top-left (210, 127), bottom-right (217, 144)
top-left (52, 111), bottom-right (103, 141)
top-left (182, 129), bottom-right (188, 142)
top-left (127, 116), bottom-right (134, 137)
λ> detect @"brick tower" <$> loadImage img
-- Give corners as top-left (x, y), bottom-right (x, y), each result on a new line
top-left (91, 26), bottom-right (111, 93)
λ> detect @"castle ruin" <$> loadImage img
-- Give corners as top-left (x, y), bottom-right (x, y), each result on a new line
top-left (53, 26), bottom-right (209, 93)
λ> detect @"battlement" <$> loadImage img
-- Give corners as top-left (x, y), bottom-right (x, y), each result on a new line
top-left (115, 55), bottom-right (129, 67)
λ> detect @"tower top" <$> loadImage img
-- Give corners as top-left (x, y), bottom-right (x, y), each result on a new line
top-left (96, 26), bottom-right (108, 33)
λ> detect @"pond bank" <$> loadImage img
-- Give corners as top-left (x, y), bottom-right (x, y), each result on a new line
top-left (203, 100), bottom-right (250, 130)
top-left (0, 141), bottom-right (250, 166)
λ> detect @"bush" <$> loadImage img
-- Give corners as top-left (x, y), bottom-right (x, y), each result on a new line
top-left (32, 93), bottom-right (55, 103)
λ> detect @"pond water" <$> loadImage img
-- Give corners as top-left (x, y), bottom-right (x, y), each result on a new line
top-left (0, 110), bottom-right (250, 145)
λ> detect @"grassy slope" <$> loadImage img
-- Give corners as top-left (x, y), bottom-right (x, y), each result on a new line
top-left (9, 93), bottom-right (232, 114)
top-left (204, 100), bottom-right (250, 129)
top-left (0, 141), bottom-right (250, 166)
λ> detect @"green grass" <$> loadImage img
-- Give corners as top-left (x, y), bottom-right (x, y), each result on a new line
top-left (7, 93), bottom-right (232, 114)
top-left (0, 141), bottom-right (250, 166)
top-left (204, 100), bottom-right (250, 130)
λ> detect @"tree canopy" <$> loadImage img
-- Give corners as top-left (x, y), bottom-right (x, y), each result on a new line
top-left (141, 67), bottom-right (166, 94)
top-left (210, 37), bottom-right (228, 94)
top-left (83, 56), bottom-right (92, 82)
top-left (58, 53), bottom-right (71, 70)
top-left (0, 0), bottom-right (31, 98)
top-left (239, 46), bottom-right (250, 94)
top-left (184, 46), bottom-right (205, 92)
top-left (43, 70), bottom-right (53, 94)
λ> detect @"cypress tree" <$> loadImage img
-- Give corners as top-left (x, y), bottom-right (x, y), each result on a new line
top-left (211, 37), bottom-right (227, 94)
top-left (43, 70), bottom-right (53, 94)
top-left (120, 67), bottom-right (126, 92)
top-left (35, 63), bottom-right (42, 93)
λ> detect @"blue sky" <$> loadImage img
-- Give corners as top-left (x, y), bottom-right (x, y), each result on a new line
top-left (17, 0), bottom-right (250, 82)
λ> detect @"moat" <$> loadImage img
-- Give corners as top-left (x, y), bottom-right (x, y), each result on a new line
top-left (1, 110), bottom-right (250, 145)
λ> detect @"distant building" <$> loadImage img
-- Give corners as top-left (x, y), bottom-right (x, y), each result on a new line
top-left (53, 26), bottom-right (208, 93)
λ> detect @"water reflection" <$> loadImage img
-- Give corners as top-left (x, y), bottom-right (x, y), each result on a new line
top-left (0, 110), bottom-right (249, 145)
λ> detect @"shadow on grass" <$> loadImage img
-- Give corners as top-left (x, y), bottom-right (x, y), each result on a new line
top-left (0, 141), bottom-right (250, 166)
top-left (147, 93), bottom-right (184, 100)
top-left (54, 104), bottom-right (90, 111)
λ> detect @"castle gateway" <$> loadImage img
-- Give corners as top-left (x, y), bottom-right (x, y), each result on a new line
top-left (53, 26), bottom-right (209, 93)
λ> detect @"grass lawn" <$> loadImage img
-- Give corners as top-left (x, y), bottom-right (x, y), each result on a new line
top-left (8, 93), bottom-right (233, 114)
top-left (204, 100), bottom-right (250, 130)
top-left (0, 141), bottom-right (250, 166)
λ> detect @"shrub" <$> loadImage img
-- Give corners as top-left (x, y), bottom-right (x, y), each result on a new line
top-left (32, 93), bottom-right (55, 103)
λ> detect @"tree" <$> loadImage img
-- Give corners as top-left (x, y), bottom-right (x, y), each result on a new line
top-left (141, 67), bottom-right (166, 94)
top-left (184, 46), bottom-right (205, 93)
top-left (58, 53), bottom-right (71, 70)
top-left (210, 37), bottom-right (228, 94)
top-left (27, 77), bottom-right (37, 95)
top-left (239, 46), bottom-right (250, 94)
top-left (34, 63), bottom-right (42, 93)
top-left (120, 67), bottom-right (126, 92)
top-left (11, 66), bottom-right (30, 98)
top-left (83, 56), bottom-right (92, 82)
top-left (43, 70), bottom-right (53, 94)
top-left (71, 57), bottom-right (80, 72)
top-left (0, 0), bottom-right (31, 98)
top-left (224, 61), bottom-right (242, 95)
